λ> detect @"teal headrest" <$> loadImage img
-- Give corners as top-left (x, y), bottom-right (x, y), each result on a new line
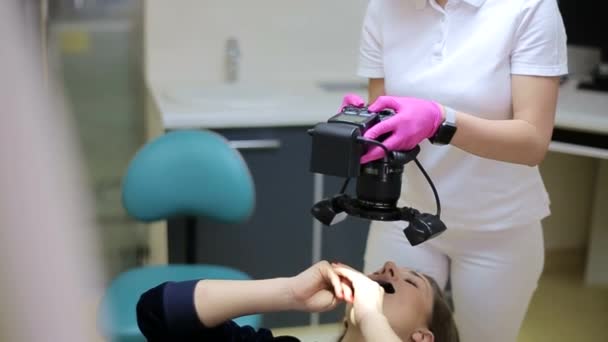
top-left (122, 130), bottom-right (255, 223)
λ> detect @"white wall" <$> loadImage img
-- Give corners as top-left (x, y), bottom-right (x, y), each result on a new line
top-left (145, 0), bottom-right (368, 85)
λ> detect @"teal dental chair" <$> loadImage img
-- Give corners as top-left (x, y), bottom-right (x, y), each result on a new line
top-left (98, 130), bottom-right (262, 342)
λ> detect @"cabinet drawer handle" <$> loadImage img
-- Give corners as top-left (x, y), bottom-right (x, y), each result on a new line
top-left (228, 139), bottom-right (281, 150)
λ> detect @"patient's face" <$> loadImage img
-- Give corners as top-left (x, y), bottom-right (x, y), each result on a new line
top-left (361, 261), bottom-right (435, 336)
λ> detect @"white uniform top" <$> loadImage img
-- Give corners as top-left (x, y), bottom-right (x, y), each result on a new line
top-left (357, 0), bottom-right (568, 230)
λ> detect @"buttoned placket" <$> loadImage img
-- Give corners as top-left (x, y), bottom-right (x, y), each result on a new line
top-left (428, 0), bottom-right (455, 63)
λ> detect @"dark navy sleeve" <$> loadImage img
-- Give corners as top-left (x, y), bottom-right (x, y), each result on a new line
top-left (136, 280), bottom-right (278, 341)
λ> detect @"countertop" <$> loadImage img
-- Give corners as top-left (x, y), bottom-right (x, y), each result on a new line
top-left (149, 79), bottom-right (608, 135)
top-left (554, 79), bottom-right (608, 134)
top-left (150, 80), bottom-right (365, 130)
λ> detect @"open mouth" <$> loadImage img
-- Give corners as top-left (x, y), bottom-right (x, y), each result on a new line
top-left (376, 281), bottom-right (395, 294)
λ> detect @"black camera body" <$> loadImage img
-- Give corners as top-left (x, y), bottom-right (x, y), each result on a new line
top-left (308, 105), bottom-right (447, 246)
top-left (309, 105), bottom-right (394, 178)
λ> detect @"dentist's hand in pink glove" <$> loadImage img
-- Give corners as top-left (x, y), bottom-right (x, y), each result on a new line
top-left (339, 93), bottom-right (366, 111)
top-left (361, 96), bottom-right (444, 164)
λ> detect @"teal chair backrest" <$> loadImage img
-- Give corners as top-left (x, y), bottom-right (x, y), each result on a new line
top-left (98, 130), bottom-right (261, 341)
top-left (122, 130), bottom-right (255, 222)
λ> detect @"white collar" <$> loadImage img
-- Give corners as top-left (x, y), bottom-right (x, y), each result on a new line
top-left (412, 0), bottom-right (487, 9)
top-left (463, 0), bottom-right (487, 8)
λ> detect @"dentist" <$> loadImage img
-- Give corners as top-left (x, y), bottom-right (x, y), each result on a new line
top-left (342, 0), bottom-right (567, 341)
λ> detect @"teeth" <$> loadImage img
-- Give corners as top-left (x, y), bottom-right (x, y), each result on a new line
top-left (376, 281), bottom-right (395, 294)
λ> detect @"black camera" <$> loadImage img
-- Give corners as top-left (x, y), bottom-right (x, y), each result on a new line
top-left (307, 105), bottom-right (446, 246)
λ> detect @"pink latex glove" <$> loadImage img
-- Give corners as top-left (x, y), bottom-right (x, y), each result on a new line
top-left (339, 93), bottom-right (365, 111)
top-left (361, 96), bottom-right (444, 164)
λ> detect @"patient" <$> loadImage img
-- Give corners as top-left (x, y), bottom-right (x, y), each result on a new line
top-left (136, 261), bottom-right (459, 342)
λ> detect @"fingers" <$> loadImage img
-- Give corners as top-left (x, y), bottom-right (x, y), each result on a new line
top-left (360, 118), bottom-right (397, 163)
top-left (327, 266), bottom-right (344, 300)
top-left (330, 262), bottom-right (355, 302)
top-left (312, 290), bottom-right (340, 312)
top-left (360, 132), bottom-right (403, 164)
top-left (332, 264), bottom-right (368, 283)
top-left (331, 262), bottom-right (358, 273)
top-left (340, 93), bottom-right (365, 111)
top-left (360, 146), bottom-right (386, 164)
top-left (332, 264), bottom-right (383, 298)
top-left (318, 261), bottom-right (344, 299)
top-left (363, 117), bottom-right (395, 140)
top-left (332, 264), bottom-right (385, 327)
top-left (376, 134), bottom-right (402, 152)
top-left (341, 279), bottom-right (353, 303)
top-left (368, 96), bottom-right (399, 112)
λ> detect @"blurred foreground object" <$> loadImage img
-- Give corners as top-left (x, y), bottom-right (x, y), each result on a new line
top-left (0, 1), bottom-right (103, 341)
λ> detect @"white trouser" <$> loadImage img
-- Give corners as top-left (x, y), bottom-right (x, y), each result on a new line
top-left (364, 220), bottom-right (544, 342)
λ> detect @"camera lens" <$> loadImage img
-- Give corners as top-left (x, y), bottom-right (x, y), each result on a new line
top-left (356, 160), bottom-right (404, 209)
